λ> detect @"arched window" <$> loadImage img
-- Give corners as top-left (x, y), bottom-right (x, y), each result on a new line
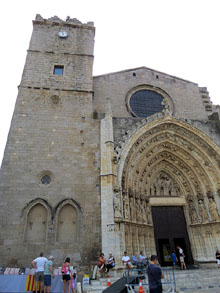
top-left (25, 204), bottom-right (47, 242)
top-left (57, 204), bottom-right (77, 243)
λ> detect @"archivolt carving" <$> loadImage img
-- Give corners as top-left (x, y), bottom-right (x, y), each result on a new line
top-left (117, 117), bottom-right (220, 228)
top-left (123, 136), bottom-right (214, 196)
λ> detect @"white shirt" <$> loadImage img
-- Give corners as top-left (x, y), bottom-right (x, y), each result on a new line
top-left (122, 255), bottom-right (130, 263)
top-left (179, 248), bottom-right (183, 255)
top-left (33, 257), bottom-right (48, 272)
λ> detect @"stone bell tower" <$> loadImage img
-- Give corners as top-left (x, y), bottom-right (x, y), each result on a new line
top-left (0, 15), bottom-right (100, 270)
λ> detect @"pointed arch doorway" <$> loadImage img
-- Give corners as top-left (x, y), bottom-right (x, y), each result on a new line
top-left (151, 206), bottom-right (193, 266)
top-left (116, 116), bottom-right (220, 264)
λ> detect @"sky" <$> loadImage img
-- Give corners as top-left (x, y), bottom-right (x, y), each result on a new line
top-left (0, 0), bottom-right (220, 166)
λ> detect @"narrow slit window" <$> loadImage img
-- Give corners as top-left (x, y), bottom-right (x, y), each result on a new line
top-left (54, 65), bottom-right (64, 75)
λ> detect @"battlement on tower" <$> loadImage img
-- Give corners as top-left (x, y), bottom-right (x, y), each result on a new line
top-left (34, 14), bottom-right (94, 29)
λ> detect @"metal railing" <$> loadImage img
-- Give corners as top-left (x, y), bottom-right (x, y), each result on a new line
top-left (125, 267), bottom-right (176, 292)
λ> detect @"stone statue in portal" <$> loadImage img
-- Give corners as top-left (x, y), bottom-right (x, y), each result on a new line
top-left (198, 199), bottom-right (209, 223)
top-left (114, 193), bottom-right (122, 219)
top-left (123, 195), bottom-right (130, 220)
top-left (208, 197), bottom-right (219, 222)
top-left (188, 200), bottom-right (198, 224)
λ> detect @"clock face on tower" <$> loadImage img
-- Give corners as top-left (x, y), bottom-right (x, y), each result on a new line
top-left (58, 31), bottom-right (68, 38)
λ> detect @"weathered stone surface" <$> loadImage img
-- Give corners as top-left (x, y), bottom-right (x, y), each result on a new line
top-left (1, 14), bottom-right (220, 274)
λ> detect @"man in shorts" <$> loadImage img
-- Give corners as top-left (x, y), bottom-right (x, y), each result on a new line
top-left (176, 246), bottom-right (186, 270)
top-left (122, 251), bottom-right (131, 269)
top-left (32, 252), bottom-right (48, 293)
top-left (44, 256), bottom-right (55, 293)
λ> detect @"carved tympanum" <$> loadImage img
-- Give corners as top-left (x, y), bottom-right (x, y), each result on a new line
top-left (150, 172), bottom-right (180, 197)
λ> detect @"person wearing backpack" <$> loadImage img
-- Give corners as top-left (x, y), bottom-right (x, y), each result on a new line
top-left (61, 257), bottom-right (71, 293)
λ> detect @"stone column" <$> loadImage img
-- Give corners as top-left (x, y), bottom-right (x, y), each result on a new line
top-left (100, 98), bottom-right (121, 264)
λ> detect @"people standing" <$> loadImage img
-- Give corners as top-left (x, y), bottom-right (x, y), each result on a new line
top-left (44, 256), bottom-right (55, 293)
top-left (106, 252), bottom-right (115, 272)
top-left (147, 255), bottom-right (163, 293)
top-left (171, 252), bottom-right (178, 270)
top-left (61, 257), bottom-right (71, 293)
top-left (176, 246), bottom-right (186, 270)
top-left (216, 249), bottom-right (220, 268)
top-left (32, 252), bottom-right (48, 293)
top-left (122, 251), bottom-right (131, 269)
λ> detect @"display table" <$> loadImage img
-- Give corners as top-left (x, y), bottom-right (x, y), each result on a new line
top-left (0, 275), bottom-right (65, 292)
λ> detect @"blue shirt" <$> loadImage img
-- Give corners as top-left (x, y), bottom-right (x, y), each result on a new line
top-left (172, 253), bottom-right (177, 262)
top-left (131, 255), bottom-right (138, 264)
top-left (147, 263), bottom-right (162, 289)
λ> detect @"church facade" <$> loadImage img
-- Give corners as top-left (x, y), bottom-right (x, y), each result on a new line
top-left (1, 15), bottom-right (220, 271)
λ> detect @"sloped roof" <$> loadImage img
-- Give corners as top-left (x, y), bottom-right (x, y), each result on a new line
top-left (94, 66), bottom-right (197, 85)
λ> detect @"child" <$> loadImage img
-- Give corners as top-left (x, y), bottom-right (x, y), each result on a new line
top-left (70, 271), bottom-right (76, 293)
top-left (171, 252), bottom-right (178, 269)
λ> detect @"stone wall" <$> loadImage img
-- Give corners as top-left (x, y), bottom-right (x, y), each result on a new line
top-left (93, 67), bottom-right (212, 120)
top-left (0, 15), bottom-right (100, 271)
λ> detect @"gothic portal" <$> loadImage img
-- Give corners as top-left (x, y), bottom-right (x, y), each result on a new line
top-left (1, 15), bottom-right (220, 271)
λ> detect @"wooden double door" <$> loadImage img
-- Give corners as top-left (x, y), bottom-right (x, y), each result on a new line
top-left (151, 206), bottom-right (193, 266)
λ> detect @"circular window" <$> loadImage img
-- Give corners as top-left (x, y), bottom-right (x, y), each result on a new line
top-left (129, 90), bottom-right (164, 118)
top-left (51, 95), bottom-right (60, 105)
top-left (41, 175), bottom-right (51, 185)
top-left (37, 170), bottom-right (53, 186)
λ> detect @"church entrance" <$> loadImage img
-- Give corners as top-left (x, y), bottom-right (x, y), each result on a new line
top-left (151, 206), bottom-right (193, 266)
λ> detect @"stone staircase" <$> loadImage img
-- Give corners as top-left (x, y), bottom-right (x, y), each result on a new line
top-left (174, 269), bottom-right (220, 293)
top-left (82, 268), bottom-right (220, 293)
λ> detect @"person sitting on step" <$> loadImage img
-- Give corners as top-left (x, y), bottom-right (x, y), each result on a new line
top-left (106, 252), bottom-right (115, 272)
top-left (122, 251), bottom-right (131, 269)
top-left (98, 253), bottom-right (106, 275)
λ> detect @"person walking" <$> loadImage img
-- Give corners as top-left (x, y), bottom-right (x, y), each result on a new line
top-left (147, 255), bottom-right (163, 293)
top-left (44, 256), bottom-right (55, 293)
top-left (61, 257), bottom-right (71, 293)
top-left (32, 252), bottom-right (48, 293)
